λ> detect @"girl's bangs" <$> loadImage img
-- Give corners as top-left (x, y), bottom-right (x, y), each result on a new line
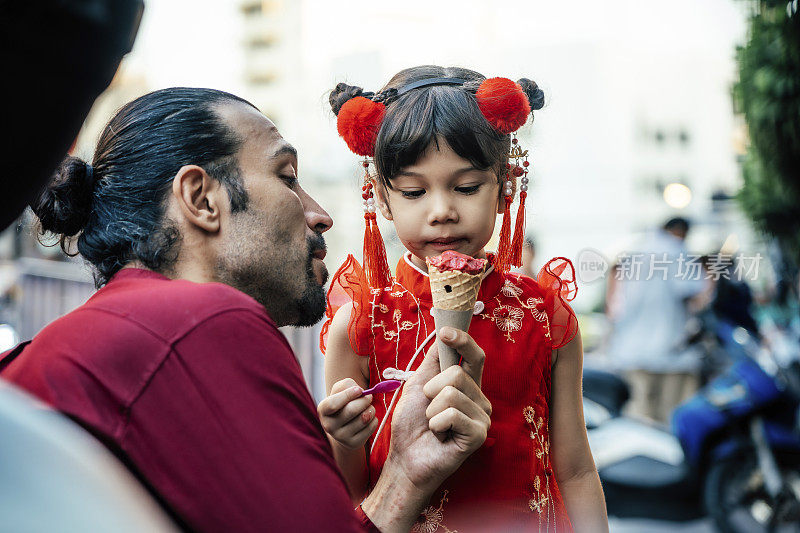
top-left (375, 88), bottom-right (506, 184)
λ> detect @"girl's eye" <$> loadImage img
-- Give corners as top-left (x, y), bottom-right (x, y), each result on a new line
top-left (455, 184), bottom-right (481, 195)
top-left (400, 189), bottom-right (425, 199)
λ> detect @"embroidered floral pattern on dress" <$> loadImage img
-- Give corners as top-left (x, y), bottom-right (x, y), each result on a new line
top-left (504, 279), bottom-right (552, 340)
top-left (412, 490), bottom-right (457, 533)
top-left (524, 403), bottom-right (558, 530)
top-left (527, 297), bottom-right (552, 340)
top-left (486, 305), bottom-right (524, 341)
top-left (480, 278), bottom-right (553, 343)
top-left (501, 279), bottom-right (524, 297)
top-left (372, 290), bottom-right (417, 342)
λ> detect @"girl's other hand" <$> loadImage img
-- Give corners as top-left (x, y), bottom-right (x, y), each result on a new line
top-left (317, 378), bottom-right (379, 450)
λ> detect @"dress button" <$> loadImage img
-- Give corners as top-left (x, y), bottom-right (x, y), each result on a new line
top-left (473, 300), bottom-right (484, 315)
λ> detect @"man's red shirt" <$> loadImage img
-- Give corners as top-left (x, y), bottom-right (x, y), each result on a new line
top-left (1, 268), bottom-right (374, 532)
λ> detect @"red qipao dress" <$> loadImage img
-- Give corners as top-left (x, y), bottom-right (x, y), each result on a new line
top-left (321, 252), bottom-right (579, 532)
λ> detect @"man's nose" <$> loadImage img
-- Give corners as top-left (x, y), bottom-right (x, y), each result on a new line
top-left (301, 189), bottom-right (333, 233)
top-left (427, 192), bottom-right (458, 225)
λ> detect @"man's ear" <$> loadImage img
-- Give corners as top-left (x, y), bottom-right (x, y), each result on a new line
top-left (374, 181), bottom-right (393, 221)
top-left (171, 165), bottom-right (223, 233)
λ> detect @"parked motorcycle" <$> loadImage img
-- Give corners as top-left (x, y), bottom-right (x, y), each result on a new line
top-left (584, 323), bottom-right (800, 532)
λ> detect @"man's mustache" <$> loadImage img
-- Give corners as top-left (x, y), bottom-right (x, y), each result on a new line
top-left (307, 232), bottom-right (329, 285)
top-left (308, 232), bottom-right (326, 257)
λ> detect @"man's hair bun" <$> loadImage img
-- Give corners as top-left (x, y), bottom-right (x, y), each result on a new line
top-left (32, 156), bottom-right (96, 239)
top-left (517, 78), bottom-right (545, 111)
top-left (329, 83), bottom-right (367, 115)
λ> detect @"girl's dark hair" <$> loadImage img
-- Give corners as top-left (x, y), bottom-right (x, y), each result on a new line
top-left (329, 65), bottom-right (545, 189)
top-left (33, 87), bottom-right (256, 287)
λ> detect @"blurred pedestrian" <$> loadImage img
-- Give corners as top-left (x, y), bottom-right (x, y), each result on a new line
top-left (700, 253), bottom-right (761, 340)
top-left (607, 217), bottom-right (705, 423)
top-left (520, 235), bottom-right (538, 279)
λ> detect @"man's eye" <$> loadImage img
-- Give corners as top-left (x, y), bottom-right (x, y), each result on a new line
top-left (455, 184), bottom-right (481, 194)
top-left (400, 189), bottom-right (424, 199)
top-left (280, 175), bottom-right (298, 187)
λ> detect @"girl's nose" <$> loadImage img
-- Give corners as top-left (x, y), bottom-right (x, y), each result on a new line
top-left (426, 193), bottom-right (458, 225)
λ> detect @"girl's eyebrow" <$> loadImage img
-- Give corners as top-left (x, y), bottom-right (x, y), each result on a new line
top-left (395, 170), bottom-right (424, 178)
top-left (452, 166), bottom-right (481, 176)
top-left (396, 166), bottom-right (480, 178)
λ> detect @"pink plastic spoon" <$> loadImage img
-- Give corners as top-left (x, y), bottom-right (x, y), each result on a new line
top-left (360, 379), bottom-right (403, 396)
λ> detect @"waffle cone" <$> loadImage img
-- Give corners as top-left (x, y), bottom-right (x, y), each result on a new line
top-left (427, 266), bottom-right (483, 311)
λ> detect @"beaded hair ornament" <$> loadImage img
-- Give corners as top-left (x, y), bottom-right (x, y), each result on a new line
top-left (333, 76), bottom-right (545, 288)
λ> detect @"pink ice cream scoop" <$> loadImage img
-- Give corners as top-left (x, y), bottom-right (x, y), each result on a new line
top-left (427, 250), bottom-right (487, 274)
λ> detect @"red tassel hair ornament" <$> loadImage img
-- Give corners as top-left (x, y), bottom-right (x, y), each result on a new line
top-left (495, 174), bottom-right (514, 273)
top-left (337, 97), bottom-right (386, 157)
top-left (510, 149), bottom-right (530, 268)
top-left (475, 78), bottom-right (534, 272)
top-left (360, 159), bottom-right (392, 288)
top-left (496, 133), bottom-right (531, 273)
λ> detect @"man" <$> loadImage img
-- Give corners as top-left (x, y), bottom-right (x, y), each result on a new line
top-left (607, 217), bottom-right (705, 423)
top-left (1, 88), bottom-right (491, 532)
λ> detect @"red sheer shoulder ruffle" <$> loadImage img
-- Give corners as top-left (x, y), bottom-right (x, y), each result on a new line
top-left (536, 257), bottom-right (579, 349)
top-left (319, 254), bottom-right (374, 357)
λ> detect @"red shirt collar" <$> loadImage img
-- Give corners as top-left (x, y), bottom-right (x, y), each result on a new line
top-left (109, 268), bottom-right (171, 283)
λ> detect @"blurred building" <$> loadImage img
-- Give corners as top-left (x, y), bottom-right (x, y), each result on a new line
top-left (239, 0), bottom-right (302, 130)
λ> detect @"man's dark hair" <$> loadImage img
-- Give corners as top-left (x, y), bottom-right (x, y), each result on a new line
top-left (32, 87), bottom-right (255, 287)
top-left (663, 217), bottom-right (691, 234)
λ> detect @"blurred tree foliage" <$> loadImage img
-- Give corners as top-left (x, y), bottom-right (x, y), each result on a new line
top-left (735, 0), bottom-right (800, 264)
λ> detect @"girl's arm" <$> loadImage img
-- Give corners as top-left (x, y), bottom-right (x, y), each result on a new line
top-left (321, 302), bottom-right (376, 504)
top-left (549, 328), bottom-right (609, 532)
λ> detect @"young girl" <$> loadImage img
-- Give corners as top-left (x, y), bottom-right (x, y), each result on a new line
top-left (319, 66), bottom-right (607, 532)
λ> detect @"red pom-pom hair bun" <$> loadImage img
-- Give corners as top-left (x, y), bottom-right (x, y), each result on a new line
top-left (336, 96), bottom-right (386, 157)
top-left (475, 77), bottom-right (531, 134)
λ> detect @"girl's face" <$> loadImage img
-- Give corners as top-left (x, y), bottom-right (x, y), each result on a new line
top-left (375, 140), bottom-right (503, 272)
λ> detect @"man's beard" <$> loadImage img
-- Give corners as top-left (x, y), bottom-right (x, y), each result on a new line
top-left (292, 233), bottom-right (328, 327)
top-left (216, 212), bottom-right (328, 327)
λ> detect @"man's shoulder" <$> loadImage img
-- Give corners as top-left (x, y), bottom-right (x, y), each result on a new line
top-left (85, 273), bottom-right (273, 342)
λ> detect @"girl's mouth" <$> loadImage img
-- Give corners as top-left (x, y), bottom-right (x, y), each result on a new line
top-left (427, 238), bottom-right (466, 251)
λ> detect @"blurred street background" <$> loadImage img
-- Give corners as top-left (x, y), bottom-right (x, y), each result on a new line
top-left (2, 1), bottom-right (798, 530)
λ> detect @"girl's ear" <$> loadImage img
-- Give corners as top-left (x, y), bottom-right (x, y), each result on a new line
top-left (497, 191), bottom-right (506, 215)
top-left (496, 175), bottom-right (511, 215)
top-left (374, 181), bottom-right (393, 220)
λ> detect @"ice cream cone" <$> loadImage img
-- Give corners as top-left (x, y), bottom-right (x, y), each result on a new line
top-left (428, 267), bottom-right (483, 312)
top-left (431, 308), bottom-right (475, 370)
top-left (427, 262), bottom-right (484, 370)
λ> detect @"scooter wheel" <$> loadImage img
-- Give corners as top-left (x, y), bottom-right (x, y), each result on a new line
top-left (704, 451), bottom-right (800, 533)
